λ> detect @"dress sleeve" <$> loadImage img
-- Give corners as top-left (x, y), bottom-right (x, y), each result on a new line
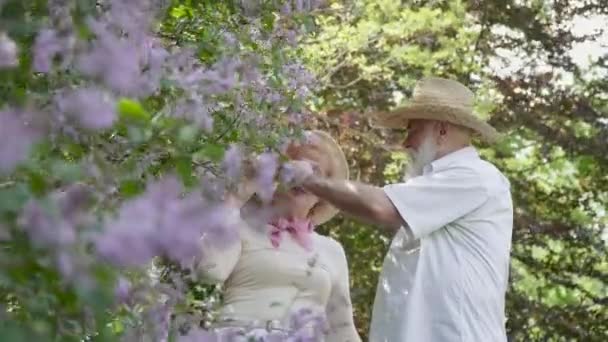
top-left (192, 208), bottom-right (242, 284)
top-left (325, 240), bottom-right (361, 342)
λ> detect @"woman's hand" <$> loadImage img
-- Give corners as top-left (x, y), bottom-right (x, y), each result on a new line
top-left (225, 158), bottom-right (258, 207)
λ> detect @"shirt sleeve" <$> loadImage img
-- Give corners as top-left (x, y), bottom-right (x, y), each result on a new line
top-left (383, 166), bottom-right (488, 239)
top-left (325, 241), bottom-right (362, 342)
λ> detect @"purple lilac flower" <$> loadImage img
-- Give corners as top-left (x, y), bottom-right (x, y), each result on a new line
top-left (282, 63), bottom-right (316, 97)
top-left (177, 328), bottom-right (218, 342)
top-left (47, 0), bottom-right (74, 30)
top-left (165, 48), bottom-right (201, 88)
top-left (278, 161), bottom-right (297, 185)
top-left (294, 0), bottom-right (305, 12)
top-left (199, 172), bottom-right (226, 201)
top-left (157, 195), bottom-right (220, 265)
top-left (18, 185), bottom-right (96, 285)
top-left (280, 0), bottom-right (318, 15)
top-left (281, 1), bottom-right (292, 15)
top-left (201, 57), bottom-right (239, 95)
top-left (222, 144), bottom-right (243, 181)
top-left (169, 55), bottom-right (240, 97)
top-left (286, 30), bottom-right (298, 45)
top-left (146, 303), bottom-right (172, 342)
top-left (96, 176), bottom-right (240, 268)
top-left (106, 0), bottom-right (157, 37)
top-left (254, 152), bottom-right (279, 203)
top-left (265, 90), bottom-right (283, 105)
top-left (139, 39), bottom-right (170, 95)
top-left (56, 251), bottom-right (74, 277)
top-left (222, 32), bottom-right (238, 48)
top-left (0, 32), bottom-right (18, 68)
top-left (287, 308), bottom-right (329, 341)
top-left (77, 19), bottom-right (144, 96)
top-left (52, 182), bottom-right (93, 220)
top-left (115, 276), bottom-right (131, 304)
top-left (72, 1), bottom-right (168, 97)
top-left (0, 109), bottom-right (40, 173)
top-left (237, 54), bottom-right (262, 83)
top-left (195, 203), bottom-right (241, 252)
top-left (174, 96), bottom-right (214, 132)
top-left (32, 29), bottom-right (65, 73)
top-left (288, 112), bottom-right (305, 124)
top-left (95, 177), bottom-right (181, 267)
top-left (55, 88), bottom-right (117, 130)
top-left (18, 199), bottom-right (76, 248)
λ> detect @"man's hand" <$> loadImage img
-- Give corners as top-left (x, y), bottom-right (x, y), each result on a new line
top-left (300, 175), bottom-right (405, 231)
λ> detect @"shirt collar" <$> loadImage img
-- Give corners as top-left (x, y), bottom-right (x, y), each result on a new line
top-left (423, 146), bottom-right (479, 174)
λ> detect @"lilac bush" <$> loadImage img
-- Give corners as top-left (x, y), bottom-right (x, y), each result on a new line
top-left (0, 108), bottom-right (41, 173)
top-left (0, 31), bottom-right (18, 68)
top-left (0, 0), bottom-right (326, 340)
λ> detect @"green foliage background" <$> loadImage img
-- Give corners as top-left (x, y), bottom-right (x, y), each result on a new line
top-left (303, 1), bottom-right (607, 341)
top-left (0, 0), bottom-right (606, 341)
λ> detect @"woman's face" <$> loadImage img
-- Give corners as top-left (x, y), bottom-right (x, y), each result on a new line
top-left (271, 144), bottom-right (330, 219)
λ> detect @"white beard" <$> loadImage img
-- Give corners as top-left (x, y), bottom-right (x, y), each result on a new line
top-left (404, 135), bottom-right (438, 179)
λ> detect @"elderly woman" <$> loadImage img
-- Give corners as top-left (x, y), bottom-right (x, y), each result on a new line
top-left (194, 130), bottom-right (361, 341)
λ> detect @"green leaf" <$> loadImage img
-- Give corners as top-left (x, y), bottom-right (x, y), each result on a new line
top-left (51, 161), bottom-right (82, 182)
top-left (119, 180), bottom-right (144, 198)
top-left (109, 319), bottom-right (124, 334)
top-left (178, 125), bottom-right (200, 144)
top-left (170, 5), bottom-right (188, 19)
top-left (27, 170), bottom-right (48, 196)
top-left (117, 98), bottom-right (150, 124)
top-left (192, 144), bottom-right (225, 163)
top-left (126, 126), bottom-right (146, 143)
top-left (0, 183), bottom-right (30, 214)
top-left (175, 157), bottom-right (195, 187)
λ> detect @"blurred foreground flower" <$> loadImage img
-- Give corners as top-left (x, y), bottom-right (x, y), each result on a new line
top-left (0, 31), bottom-right (18, 68)
top-left (32, 28), bottom-right (69, 72)
top-left (0, 109), bottom-right (41, 173)
top-left (18, 183), bottom-right (95, 283)
top-left (255, 152), bottom-right (279, 203)
top-left (95, 176), bottom-right (240, 268)
top-left (176, 307), bottom-right (328, 341)
top-left (54, 87), bottom-right (117, 130)
top-left (222, 144), bottom-right (243, 182)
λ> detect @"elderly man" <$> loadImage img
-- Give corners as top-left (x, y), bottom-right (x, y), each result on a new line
top-left (289, 77), bottom-right (514, 341)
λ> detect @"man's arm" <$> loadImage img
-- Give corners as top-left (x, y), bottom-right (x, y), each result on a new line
top-left (303, 175), bottom-right (404, 231)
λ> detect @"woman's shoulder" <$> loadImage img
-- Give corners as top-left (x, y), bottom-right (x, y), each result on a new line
top-left (313, 234), bottom-right (347, 260)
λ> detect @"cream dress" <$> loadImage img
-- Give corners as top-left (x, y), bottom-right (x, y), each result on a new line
top-left (194, 212), bottom-right (361, 342)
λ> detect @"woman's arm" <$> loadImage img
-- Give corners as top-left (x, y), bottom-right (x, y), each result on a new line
top-left (192, 205), bottom-right (243, 284)
top-left (325, 240), bottom-right (362, 342)
top-left (193, 236), bottom-right (241, 284)
top-left (192, 159), bottom-right (259, 282)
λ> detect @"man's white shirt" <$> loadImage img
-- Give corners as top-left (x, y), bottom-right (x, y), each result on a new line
top-left (369, 146), bottom-right (513, 342)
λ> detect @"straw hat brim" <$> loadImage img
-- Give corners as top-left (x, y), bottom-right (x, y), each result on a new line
top-left (304, 130), bottom-right (349, 225)
top-left (373, 103), bottom-right (500, 143)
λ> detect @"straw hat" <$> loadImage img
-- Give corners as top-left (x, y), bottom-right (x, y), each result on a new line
top-left (298, 130), bottom-right (349, 225)
top-left (373, 77), bottom-right (499, 143)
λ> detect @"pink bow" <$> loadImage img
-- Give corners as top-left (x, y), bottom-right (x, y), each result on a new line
top-left (269, 217), bottom-right (314, 251)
